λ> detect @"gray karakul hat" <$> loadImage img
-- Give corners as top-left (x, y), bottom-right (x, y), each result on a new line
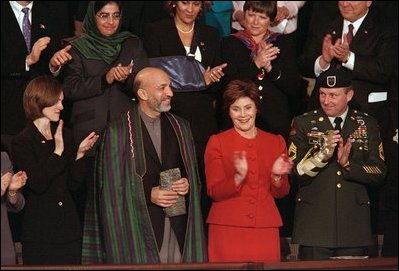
top-left (318, 66), bottom-right (352, 88)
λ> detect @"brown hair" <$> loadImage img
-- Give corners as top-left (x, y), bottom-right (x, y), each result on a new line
top-left (223, 80), bottom-right (261, 113)
top-left (23, 75), bottom-right (63, 120)
top-left (165, 1), bottom-right (212, 18)
top-left (243, 1), bottom-right (277, 21)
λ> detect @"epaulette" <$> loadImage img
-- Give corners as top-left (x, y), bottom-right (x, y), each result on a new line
top-left (295, 110), bottom-right (320, 121)
top-left (351, 110), bottom-right (377, 121)
top-left (301, 110), bottom-right (319, 116)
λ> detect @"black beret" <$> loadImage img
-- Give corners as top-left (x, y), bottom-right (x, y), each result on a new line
top-left (318, 67), bottom-right (352, 88)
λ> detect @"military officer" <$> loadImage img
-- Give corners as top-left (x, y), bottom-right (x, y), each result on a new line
top-left (289, 67), bottom-right (387, 260)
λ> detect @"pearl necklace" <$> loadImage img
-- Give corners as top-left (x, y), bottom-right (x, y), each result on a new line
top-left (175, 23), bottom-right (194, 34)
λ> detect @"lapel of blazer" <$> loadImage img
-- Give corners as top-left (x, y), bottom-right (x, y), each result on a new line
top-left (2, 2), bottom-right (27, 53)
top-left (25, 121), bottom-right (53, 158)
top-left (350, 12), bottom-right (374, 49)
top-left (198, 25), bottom-right (211, 67)
top-left (329, 18), bottom-right (344, 44)
top-left (166, 20), bottom-right (213, 67)
top-left (166, 19), bottom-right (187, 56)
top-left (31, 2), bottom-right (49, 46)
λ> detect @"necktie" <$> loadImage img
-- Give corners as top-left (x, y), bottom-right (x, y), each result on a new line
top-left (22, 8), bottom-right (31, 52)
top-left (334, 117), bottom-right (343, 132)
top-left (347, 24), bottom-right (354, 45)
top-left (332, 117), bottom-right (343, 159)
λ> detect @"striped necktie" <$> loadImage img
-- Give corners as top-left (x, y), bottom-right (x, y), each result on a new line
top-left (21, 7), bottom-right (31, 52)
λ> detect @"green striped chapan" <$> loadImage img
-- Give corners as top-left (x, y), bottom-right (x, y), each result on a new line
top-left (82, 106), bottom-right (207, 264)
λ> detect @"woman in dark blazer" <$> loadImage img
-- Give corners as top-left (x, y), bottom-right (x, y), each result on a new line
top-left (221, 1), bottom-right (302, 141)
top-left (11, 76), bottom-right (98, 265)
top-left (62, 1), bottom-right (148, 222)
top-left (143, 1), bottom-right (227, 220)
top-left (63, 1), bottom-right (148, 149)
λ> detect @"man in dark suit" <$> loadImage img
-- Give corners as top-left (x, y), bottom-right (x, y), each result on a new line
top-left (301, 0), bottom-right (397, 237)
top-left (1, 1), bottom-right (61, 138)
top-left (289, 67), bottom-right (387, 260)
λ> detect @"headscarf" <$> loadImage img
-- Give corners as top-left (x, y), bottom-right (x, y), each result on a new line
top-left (233, 30), bottom-right (280, 58)
top-left (71, 1), bottom-right (134, 64)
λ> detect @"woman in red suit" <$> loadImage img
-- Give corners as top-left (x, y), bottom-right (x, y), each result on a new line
top-left (205, 79), bottom-right (293, 262)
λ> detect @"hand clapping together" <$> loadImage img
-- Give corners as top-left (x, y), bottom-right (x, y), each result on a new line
top-left (1, 170), bottom-right (27, 201)
top-left (320, 33), bottom-right (352, 68)
top-left (204, 63), bottom-right (228, 85)
top-left (253, 41), bottom-right (280, 72)
top-left (53, 119), bottom-right (99, 160)
top-left (106, 61), bottom-right (134, 84)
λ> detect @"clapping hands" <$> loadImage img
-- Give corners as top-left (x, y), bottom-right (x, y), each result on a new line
top-left (26, 36), bottom-right (51, 66)
top-left (271, 153), bottom-right (293, 176)
top-left (204, 63), bottom-right (228, 85)
top-left (337, 137), bottom-right (352, 167)
top-left (320, 33), bottom-right (351, 68)
top-left (233, 150), bottom-right (248, 186)
top-left (50, 45), bottom-right (72, 72)
top-left (106, 61), bottom-right (134, 84)
top-left (53, 119), bottom-right (99, 160)
top-left (253, 41), bottom-right (280, 72)
top-left (8, 171), bottom-right (28, 191)
top-left (76, 132), bottom-right (100, 160)
top-left (1, 171), bottom-right (27, 197)
top-left (54, 119), bottom-right (65, 156)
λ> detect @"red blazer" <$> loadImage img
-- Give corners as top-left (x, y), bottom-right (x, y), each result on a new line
top-left (205, 128), bottom-right (289, 228)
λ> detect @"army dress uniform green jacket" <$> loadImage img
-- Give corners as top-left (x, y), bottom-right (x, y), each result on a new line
top-left (289, 108), bottom-right (387, 248)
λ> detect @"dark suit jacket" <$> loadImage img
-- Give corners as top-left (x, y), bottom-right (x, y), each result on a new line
top-left (63, 37), bottom-right (148, 153)
top-left (1, 2), bottom-right (61, 135)
top-left (303, 8), bottom-right (398, 118)
top-left (10, 121), bottom-right (87, 244)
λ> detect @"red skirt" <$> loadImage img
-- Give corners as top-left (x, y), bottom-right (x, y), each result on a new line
top-left (208, 224), bottom-right (280, 262)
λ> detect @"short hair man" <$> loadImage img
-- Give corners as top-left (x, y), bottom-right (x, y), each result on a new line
top-left (82, 67), bottom-right (207, 264)
top-left (288, 67), bottom-right (387, 260)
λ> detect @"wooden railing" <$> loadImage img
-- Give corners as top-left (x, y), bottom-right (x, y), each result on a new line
top-left (1, 257), bottom-right (397, 270)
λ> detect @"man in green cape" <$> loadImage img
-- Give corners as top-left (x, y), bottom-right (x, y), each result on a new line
top-left (82, 67), bottom-right (207, 264)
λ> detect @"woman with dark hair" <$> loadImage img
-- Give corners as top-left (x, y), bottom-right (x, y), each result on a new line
top-left (11, 76), bottom-right (98, 264)
top-left (143, 1), bottom-right (227, 222)
top-left (62, 1), bottom-right (148, 224)
top-left (205, 79), bottom-right (293, 262)
top-left (64, 1), bottom-right (148, 148)
top-left (221, 1), bottom-right (302, 141)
